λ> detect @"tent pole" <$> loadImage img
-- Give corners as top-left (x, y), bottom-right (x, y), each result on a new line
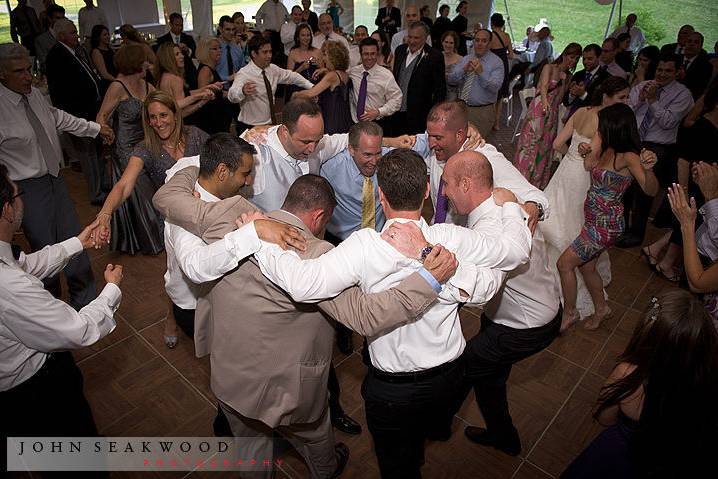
top-left (618, 0), bottom-right (623, 26)
top-left (604, 0), bottom-right (618, 39)
top-left (503, 0), bottom-right (514, 40)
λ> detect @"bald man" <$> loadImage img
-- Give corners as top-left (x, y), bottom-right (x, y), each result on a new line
top-left (390, 5), bottom-right (432, 53)
top-left (390, 150), bottom-right (561, 456)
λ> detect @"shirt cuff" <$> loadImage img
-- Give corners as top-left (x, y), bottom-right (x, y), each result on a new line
top-left (88, 121), bottom-right (102, 137)
top-left (99, 282), bottom-right (122, 311)
top-left (224, 221), bottom-right (262, 260)
top-left (502, 202), bottom-right (529, 222)
top-left (61, 237), bottom-right (84, 259)
top-left (417, 267), bottom-right (442, 293)
top-left (699, 198), bottom-right (718, 218)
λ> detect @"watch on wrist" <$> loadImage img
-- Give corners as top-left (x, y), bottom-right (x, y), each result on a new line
top-left (419, 244), bottom-right (434, 263)
top-left (526, 201), bottom-right (545, 221)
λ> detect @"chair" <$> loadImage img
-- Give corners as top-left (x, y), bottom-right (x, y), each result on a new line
top-left (503, 75), bottom-right (522, 127)
top-left (512, 87), bottom-right (536, 143)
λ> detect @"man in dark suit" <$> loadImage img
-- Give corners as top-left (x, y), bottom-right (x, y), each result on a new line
top-left (680, 31), bottom-right (712, 100)
top-left (660, 24), bottom-right (694, 56)
top-left (563, 43), bottom-right (611, 119)
top-left (375, 0), bottom-right (401, 36)
top-left (156, 12), bottom-right (198, 90)
top-left (391, 21), bottom-right (445, 135)
top-left (45, 18), bottom-right (106, 205)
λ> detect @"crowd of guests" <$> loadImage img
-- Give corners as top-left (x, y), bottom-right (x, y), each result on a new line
top-left (1, 2), bottom-right (718, 478)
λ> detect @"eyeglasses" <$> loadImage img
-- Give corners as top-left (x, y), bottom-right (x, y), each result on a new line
top-left (11, 189), bottom-right (24, 201)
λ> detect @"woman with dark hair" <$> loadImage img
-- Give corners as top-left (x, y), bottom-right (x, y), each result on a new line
top-left (562, 289), bottom-right (718, 478)
top-left (629, 45), bottom-right (659, 88)
top-left (371, 30), bottom-right (393, 68)
top-left (489, 12), bottom-right (513, 130)
top-left (542, 77), bottom-right (631, 322)
top-left (450, 1), bottom-right (469, 55)
top-left (89, 24), bottom-right (116, 91)
top-left (431, 4), bottom-right (452, 46)
top-left (285, 23), bottom-right (320, 101)
top-left (514, 42), bottom-right (582, 188)
top-left (614, 33), bottom-right (633, 73)
top-left (557, 104), bottom-right (658, 331)
top-left (293, 40), bottom-right (352, 133)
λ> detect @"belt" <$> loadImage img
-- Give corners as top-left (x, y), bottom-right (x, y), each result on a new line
top-left (468, 103), bottom-right (493, 108)
top-left (368, 355), bottom-right (463, 384)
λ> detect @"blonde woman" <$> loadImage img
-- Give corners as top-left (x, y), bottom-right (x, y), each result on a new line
top-left (294, 40), bottom-right (352, 133)
top-left (154, 43), bottom-right (217, 119)
top-left (195, 37), bottom-right (235, 133)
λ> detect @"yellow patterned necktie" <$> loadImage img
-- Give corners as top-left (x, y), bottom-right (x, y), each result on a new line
top-left (361, 176), bottom-right (376, 229)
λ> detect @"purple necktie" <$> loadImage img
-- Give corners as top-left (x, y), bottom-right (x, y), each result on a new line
top-left (434, 180), bottom-right (448, 223)
top-left (357, 71), bottom-right (369, 119)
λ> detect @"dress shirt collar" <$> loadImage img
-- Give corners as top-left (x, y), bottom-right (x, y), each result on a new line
top-left (247, 60), bottom-right (265, 74)
top-left (467, 196), bottom-right (498, 228)
top-left (0, 82), bottom-right (25, 106)
top-left (172, 33), bottom-right (181, 43)
top-left (195, 181), bottom-right (220, 202)
top-left (588, 65), bottom-right (600, 76)
top-left (60, 41), bottom-right (77, 57)
top-left (381, 216), bottom-right (426, 231)
top-left (266, 125), bottom-right (296, 162)
top-left (274, 209), bottom-right (308, 232)
top-left (0, 240), bottom-right (16, 266)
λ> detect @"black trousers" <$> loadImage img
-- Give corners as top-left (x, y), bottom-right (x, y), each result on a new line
top-left (362, 356), bottom-right (467, 478)
top-left (622, 142), bottom-right (676, 240)
top-left (171, 303), bottom-right (195, 339)
top-left (464, 311), bottom-right (561, 439)
top-left (17, 174), bottom-right (96, 309)
top-left (1, 352), bottom-right (100, 475)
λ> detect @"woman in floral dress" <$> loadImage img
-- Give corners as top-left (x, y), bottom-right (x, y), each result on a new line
top-left (513, 43), bottom-right (582, 189)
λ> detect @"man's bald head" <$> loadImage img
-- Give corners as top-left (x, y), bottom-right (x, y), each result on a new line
top-left (441, 151), bottom-right (493, 215)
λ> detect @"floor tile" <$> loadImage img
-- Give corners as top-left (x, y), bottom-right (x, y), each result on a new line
top-left (513, 460), bottom-right (557, 479)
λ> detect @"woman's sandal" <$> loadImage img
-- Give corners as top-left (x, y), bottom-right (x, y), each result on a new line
top-left (583, 307), bottom-right (613, 330)
top-left (640, 246), bottom-right (658, 267)
top-left (655, 264), bottom-right (680, 283)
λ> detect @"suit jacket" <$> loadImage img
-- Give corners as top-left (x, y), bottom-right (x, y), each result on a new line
top-left (562, 66), bottom-right (611, 111)
top-left (33, 31), bottom-right (56, 69)
top-left (660, 42), bottom-right (680, 56)
top-left (156, 32), bottom-right (199, 90)
top-left (153, 166), bottom-right (439, 427)
top-left (681, 52), bottom-right (713, 100)
top-left (375, 6), bottom-right (401, 36)
top-left (392, 43), bottom-right (446, 134)
top-left (46, 42), bottom-right (101, 121)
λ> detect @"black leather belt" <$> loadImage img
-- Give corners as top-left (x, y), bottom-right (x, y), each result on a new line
top-left (368, 355), bottom-right (464, 384)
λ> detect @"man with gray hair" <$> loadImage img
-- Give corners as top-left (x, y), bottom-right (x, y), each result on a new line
top-left (391, 21), bottom-right (445, 135)
top-left (0, 42), bottom-right (113, 308)
top-left (389, 5), bottom-right (432, 53)
top-left (46, 18), bottom-right (105, 206)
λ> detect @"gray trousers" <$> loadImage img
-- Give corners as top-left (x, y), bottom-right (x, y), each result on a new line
top-left (68, 135), bottom-right (106, 203)
top-left (220, 402), bottom-right (337, 478)
top-left (17, 174), bottom-right (96, 309)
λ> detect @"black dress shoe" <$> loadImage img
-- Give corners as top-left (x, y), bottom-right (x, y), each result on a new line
top-left (615, 233), bottom-right (643, 248)
top-left (330, 442), bottom-right (350, 478)
top-left (331, 412), bottom-right (362, 435)
top-left (464, 426), bottom-right (521, 456)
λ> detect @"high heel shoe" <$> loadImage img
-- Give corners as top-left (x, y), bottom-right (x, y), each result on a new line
top-left (583, 307), bottom-right (612, 331)
top-left (164, 335), bottom-right (178, 349)
top-left (640, 246), bottom-right (658, 267)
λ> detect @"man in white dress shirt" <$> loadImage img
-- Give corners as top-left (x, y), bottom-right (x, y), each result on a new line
top-left (389, 150), bottom-right (562, 456)
top-left (0, 43), bottom-right (113, 309)
top-left (313, 13), bottom-right (351, 52)
top-left (280, 6), bottom-right (304, 55)
top-left (348, 37), bottom-right (402, 126)
top-left (390, 5), bottom-right (432, 53)
top-left (0, 164), bottom-right (123, 443)
top-left (252, 148), bottom-right (532, 476)
top-left (256, 0), bottom-right (288, 32)
top-left (78, 0), bottom-right (108, 45)
top-left (229, 35), bottom-right (313, 133)
top-left (610, 13), bottom-right (646, 56)
top-left (386, 100), bottom-right (549, 228)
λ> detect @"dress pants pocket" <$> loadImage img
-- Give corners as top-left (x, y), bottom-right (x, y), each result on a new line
top-left (296, 361), bottom-right (329, 424)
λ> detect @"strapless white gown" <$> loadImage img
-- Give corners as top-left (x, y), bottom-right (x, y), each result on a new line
top-left (540, 130), bottom-right (612, 318)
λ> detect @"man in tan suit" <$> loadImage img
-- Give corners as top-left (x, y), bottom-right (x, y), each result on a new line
top-left (154, 170), bottom-right (456, 477)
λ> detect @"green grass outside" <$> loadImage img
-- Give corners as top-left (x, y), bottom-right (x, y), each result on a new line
top-left (1, 1), bottom-right (716, 56)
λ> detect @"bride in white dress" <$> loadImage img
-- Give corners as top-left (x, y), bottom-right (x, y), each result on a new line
top-left (540, 77), bottom-right (631, 326)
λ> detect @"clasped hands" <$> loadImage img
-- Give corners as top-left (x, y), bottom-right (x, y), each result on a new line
top-left (76, 218), bottom-right (123, 285)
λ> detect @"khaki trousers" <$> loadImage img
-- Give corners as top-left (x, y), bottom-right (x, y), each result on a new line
top-left (220, 402), bottom-right (337, 478)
